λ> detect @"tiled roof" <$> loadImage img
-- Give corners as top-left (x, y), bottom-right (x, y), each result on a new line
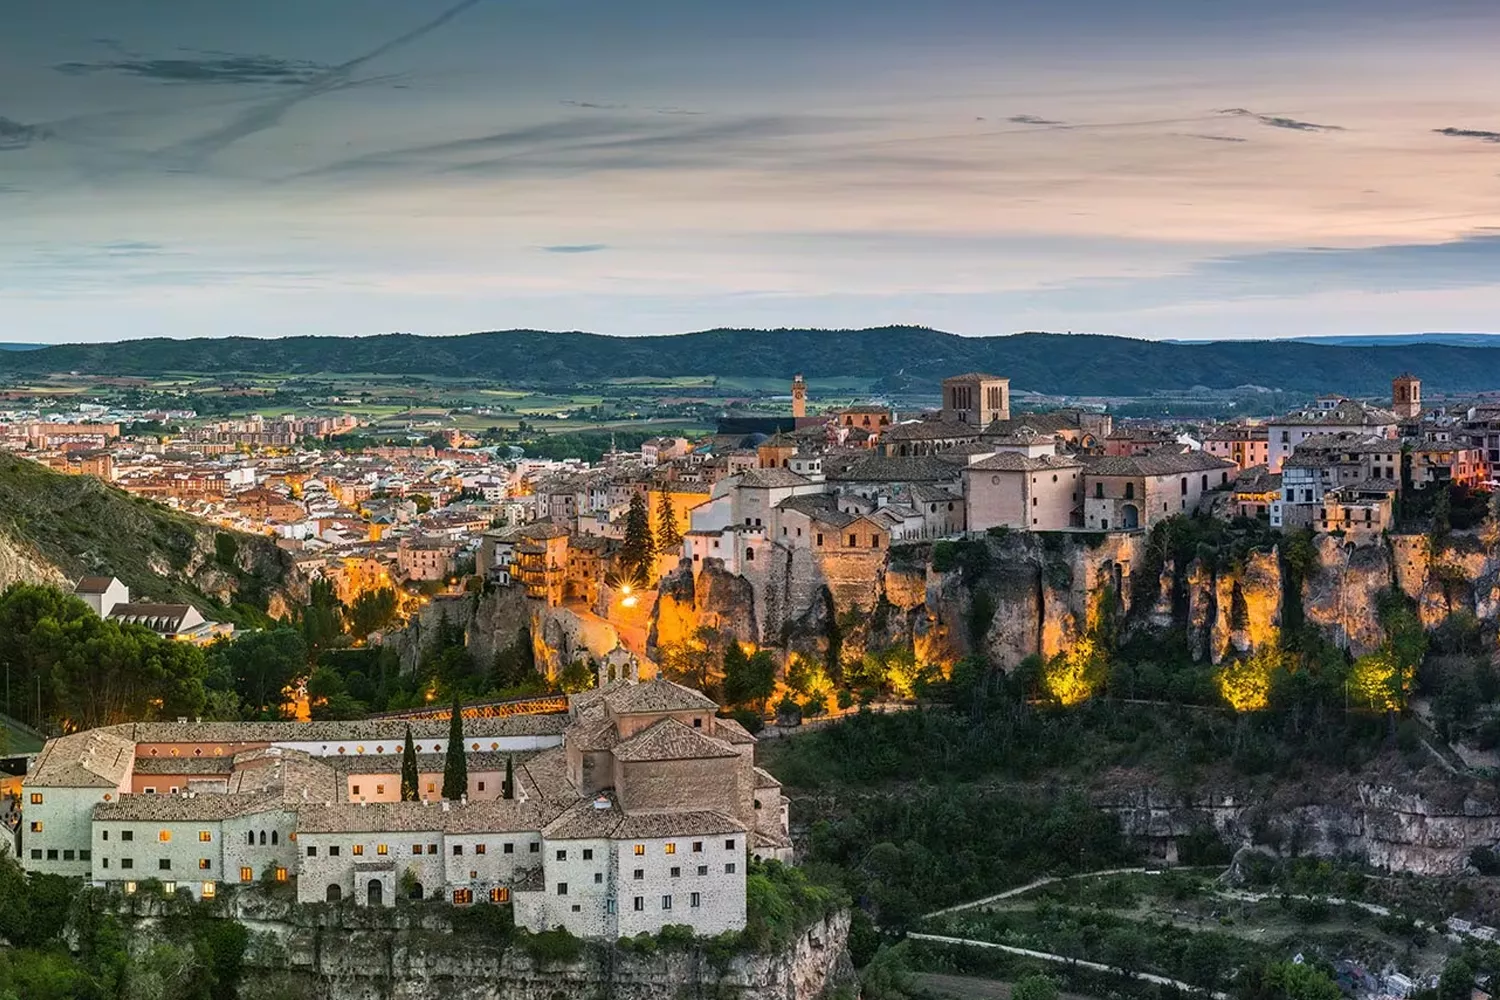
top-left (1081, 451), bottom-right (1236, 477)
top-left (968, 453), bottom-right (1082, 473)
top-left (118, 715), bottom-right (567, 744)
top-left (1273, 401), bottom-right (1399, 427)
top-left (880, 419), bottom-right (976, 443)
top-left (28, 730), bottom-right (136, 788)
top-left (753, 827), bottom-right (793, 850)
top-left (612, 718), bottom-right (739, 763)
top-left (94, 791), bottom-right (283, 822)
top-left (829, 455), bottom-right (960, 483)
top-left (132, 756), bottom-right (235, 775)
top-left (943, 372), bottom-right (1007, 383)
top-left (604, 678), bottom-right (719, 715)
top-left (736, 467), bottom-right (811, 489)
top-left (613, 810), bottom-right (745, 839)
top-left (752, 766), bottom-right (782, 789)
top-left (73, 575), bottom-right (119, 595)
top-left (713, 717), bottom-right (757, 745)
top-left (543, 794), bottom-right (624, 840)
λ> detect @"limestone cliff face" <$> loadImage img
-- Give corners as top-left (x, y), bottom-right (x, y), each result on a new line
top-left (114, 899), bottom-right (852, 1000)
top-left (0, 527), bottom-right (68, 593)
top-left (1098, 771), bottom-right (1500, 876)
top-left (389, 588), bottom-right (533, 673)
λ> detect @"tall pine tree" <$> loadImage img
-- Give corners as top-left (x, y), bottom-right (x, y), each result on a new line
top-left (400, 726), bottom-right (419, 802)
top-left (503, 755), bottom-right (515, 800)
top-left (656, 491), bottom-right (683, 555)
top-left (442, 698), bottom-right (468, 801)
top-left (620, 491), bottom-right (655, 577)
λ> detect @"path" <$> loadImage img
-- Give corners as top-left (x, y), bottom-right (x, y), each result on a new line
top-left (908, 933), bottom-right (1230, 1000)
top-left (923, 868), bottom-right (1153, 919)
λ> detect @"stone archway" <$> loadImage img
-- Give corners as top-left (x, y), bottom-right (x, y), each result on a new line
top-left (326, 884), bottom-right (342, 903)
top-left (367, 879), bottom-right (383, 907)
top-left (1121, 504), bottom-right (1140, 530)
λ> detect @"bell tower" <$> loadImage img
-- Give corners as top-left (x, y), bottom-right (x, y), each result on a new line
top-left (791, 374), bottom-right (807, 419)
top-left (1392, 373), bottom-right (1421, 420)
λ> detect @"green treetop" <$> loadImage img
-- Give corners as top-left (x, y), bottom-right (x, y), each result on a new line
top-left (400, 726), bottom-right (419, 802)
top-left (442, 698), bottom-right (468, 800)
top-left (620, 492), bottom-right (655, 577)
top-left (656, 491), bottom-right (683, 554)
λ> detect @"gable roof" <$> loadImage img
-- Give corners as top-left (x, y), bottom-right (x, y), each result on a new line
top-left (829, 455), bottom-right (960, 483)
top-left (73, 576), bottom-right (121, 595)
top-left (881, 419), bottom-right (977, 443)
top-left (736, 467), bottom-right (811, 489)
top-left (604, 678), bottom-right (719, 715)
top-left (969, 452), bottom-right (1083, 473)
top-left (1082, 451), bottom-right (1236, 477)
top-left (611, 718), bottom-right (739, 763)
top-left (943, 372), bottom-right (1007, 383)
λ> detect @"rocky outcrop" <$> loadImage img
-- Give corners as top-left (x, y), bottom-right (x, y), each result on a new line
top-left (0, 527), bottom-right (68, 593)
top-left (1098, 771), bottom-right (1500, 876)
top-left (111, 897), bottom-right (852, 1000)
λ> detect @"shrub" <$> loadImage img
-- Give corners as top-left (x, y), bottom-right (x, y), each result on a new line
top-left (521, 926), bottom-right (583, 965)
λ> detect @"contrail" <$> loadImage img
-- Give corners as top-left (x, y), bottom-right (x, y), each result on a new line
top-left (160, 0), bottom-right (485, 166)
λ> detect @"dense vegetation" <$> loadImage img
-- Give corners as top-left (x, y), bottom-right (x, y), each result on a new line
top-left (7, 328), bottom-right (1500, 394)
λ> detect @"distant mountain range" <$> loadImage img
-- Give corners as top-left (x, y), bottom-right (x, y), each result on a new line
top-left (0, 343), bottom-right (43, 351)
top-left (6, 328), bottom-right (1500, 396)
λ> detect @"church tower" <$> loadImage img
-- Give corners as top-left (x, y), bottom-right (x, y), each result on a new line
top-left (1392, 373), bottom-right (1421, 420)
top-left (791, 374), bottom-right (807, 419)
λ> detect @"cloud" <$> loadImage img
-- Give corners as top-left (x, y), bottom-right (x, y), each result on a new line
top-left (0, 116), bottom-right (52, 151)
top-left (1434, 127), bottom-right (1500, 143)
top-left (1008, 114), bottom-right (1067, 126)
top-left (54, 54), bottom-right (335, 86)
top-left (156, 0), bottom-right (484, 167)
top-left (1216, 108), bottom-right (1343, 132)
top-left (540, 244), bottom-right (608, 254)
top-left (561, 100), bottom-right (627, 110)
top-left (1182, 133), bottom-right (1249, 143)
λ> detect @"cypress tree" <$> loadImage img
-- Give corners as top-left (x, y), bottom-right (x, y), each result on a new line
top-left (442, 698), bottom-right (468, 800)
top-left (656, 491), bottom-right (683, 554)
top-left (503, 755), bottom-right (515, 800)
top-left (400, 726), bottom-right (419, 802)
top-left (620, 492), bottom-right (655, 576)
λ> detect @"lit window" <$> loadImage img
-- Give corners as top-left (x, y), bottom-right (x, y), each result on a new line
top-left (375, 785), bottom-right (384, 795)
top-left (274, 867), bottom-right (288, 883)
top-left (490, 887), bottom-right (510, 903)
top-left (633, 844), bottom-right (644, 856)
top-left (199, 858), bottom-right (211, 870)
top-left (453, 888), bottom-right (473, 905)
top-left (412, 845), bottom-right (423, 855)
top-left (473, 844), bottom-right (485, 856)
top-left (664, 843), bottom-right (676, 855)
top-left (202, 882), bottom-right (216, 899)
top-left (377, 844), bottom-right (388, 856)
top-left (352, 845), bottom-right (364, 856)
top-left (29, 793), bottom-right (41, 805)
top-left (199, 831), bottom-right (212, 842)
top-left (124, 881), bottom-right (137, 895)
top-left (158, 830), bottom-right (172, 843)
top-left (163, 881), bottom-right (177, 895)
top-left (29, 821), bottom-right (41, 833)
top-left (240, 867), bottom-right (254, 882)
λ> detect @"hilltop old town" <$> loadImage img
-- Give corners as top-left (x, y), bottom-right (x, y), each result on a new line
top-left (2, 369), bottom-right (1494, 942)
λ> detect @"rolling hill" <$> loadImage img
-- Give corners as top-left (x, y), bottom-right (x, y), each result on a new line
top-left (7, 328), bottom-right (1500, 395)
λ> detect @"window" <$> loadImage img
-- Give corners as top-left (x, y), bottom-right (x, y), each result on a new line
top-left (477, 781), bottom-right (485, 792)
top-left (633, 869), bottom-right (644, 880)
top-left (163, 882), bottom-right (177, 896)
top-left (247, 831), bottom-right (255, 846)
top-left (633, 896), bottom-right (644, 912)
top-left (815, 532), bottom-right (824, 546)
top-left (490, 887), bottom-right (510, 903)
top-left (429, 843), bottom-right (438, 855)
top-left (121, 858), bottom-right (133, 869)
top-left (352, 785), bottom-right (361, 796)
top-left (29, 821), bottom-right (41, 833)
top-left (529, 843), bottom-right (539, 854)
top-left (102, 857), bottom-right (110, 868)
top-left (352, 845), bottom-right (364, 856)
top-left (27, 849), bottom-right (39, 861)
top-left (259, 831), bottom-right (266, 846)
top-left (697, 865), bottom-right (708, 876)
top-left (376, 784), bottom-right (385, 795)
top-left (159, 859), bottom-right (172, 871)
top-left (63, 849), bottom-right (74, 861)
top-left (271, 831), bottom-right (279, 845)
top-left (692, 841), bottom-right (703, 853)
top-left (581, 848), bottom-right (592, 860)
top-left (329, 846), bottom-right (341, 857)
top-left (453, 888), bottom-right (473, 905)
top-left (725, 839), bottom-right (736, 850)
top-left (594, 872), bottom-right (603, 884)
top-left (725, 863), bottom-right (736, 874)
top-left (556, 849), bottom-right (567, 861)
top-left (45, 849), bottom-right (59, 861)
top-left (199, 858), bottom-right (211, 870)
top-left (453, 845), bottom-right (464, 856)
top-left (412, 845), bottom-right (423, 855)
top-left (662, 895), bottom-right (673, 910)
top-left (556, 883), bottom-right (568, 896)
top-left (199, 831), bottom-right (212, 843)
top-left (202, 882), bottom-right (216, 899)
top-left (29, 793), bottom-right (41, 805)
top-left (157, 830), bottom-right (172, 843)
top-left (670, 867), bottom-right (680, 878)
top-left (124, 881), bottom-right (137, 894)
top-left (691, 892), bottom-right (701, 908)
top-left (504, 843), bottom-right (514, 855)
top-left (307, 846), bottom-right (318, 857)
top-left (275, 867), bottom-right (288, 882)
top-left (241, 867), bottom-right (254, 882)
top-left (633, 844), bottom-right (645, 856)
top-left (665, 843), bottom-right (676, 855)
top-left (426, 783), bottom-right (435, 794)
top-left (102, 831), bottom-right (109, 842)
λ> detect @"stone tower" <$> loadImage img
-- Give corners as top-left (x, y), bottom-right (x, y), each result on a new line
top-left (942, 372), bottom-right (1010, 427)
top-left (791, 374), bottom-right (807, 419)
top-left (1392, 373), bottom-right (1421, 420)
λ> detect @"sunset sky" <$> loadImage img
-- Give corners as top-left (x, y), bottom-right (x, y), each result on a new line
top-left (3, 0), bottom-right (1499, 342)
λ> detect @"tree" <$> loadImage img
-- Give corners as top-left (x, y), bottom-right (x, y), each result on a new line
top-left (559, 660), bottom-right (596, 694)
top-left (503, 755), bottom-right (515, 800)
top-left (401, 727), bottom-right (419, 802)
top-left (1012, 975), bottom-right (1059, 1000)
top-left (442, 699), bottom-right (467, 800)
top-left (724, 646), bottom-right (777, 711)
top-left (1439, 957), bottom-right (1476, 1000)
top-left (656, 491), bottom-right (683, 555)
top-left (295, 579), bottom-right (345, 657)
top-left (212, 629), bottom-right (307, 718)
top-left (620, 492), bottom-right (655, 576)
top-left (347, 588), bottom-right (398, 638)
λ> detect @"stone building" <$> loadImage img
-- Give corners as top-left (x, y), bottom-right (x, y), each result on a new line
top-left (963, 453), bottom-right (1083, 532)
top-left (1081, 451), bottom-right (1236, 531)
top-left (942, 373), bottom-right (1010, 426)
top-left (21, 680), bottom-right (789, 941)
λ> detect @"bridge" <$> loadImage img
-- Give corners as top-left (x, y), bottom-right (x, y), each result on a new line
top-left (369, 693), bottom-right (569, 723)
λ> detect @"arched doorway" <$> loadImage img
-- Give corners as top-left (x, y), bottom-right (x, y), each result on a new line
top-left (409, 882), bottom-right (423, 901)
top-left (326, 884), bottom-right (342, 903)
top-left (367, 879), bottom-right (383, 907)
top-left (1121, 504), bottom-right (1140, 530)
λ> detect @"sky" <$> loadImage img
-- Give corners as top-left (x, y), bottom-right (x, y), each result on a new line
top-left (2, 0), bottom-right (1499, 344)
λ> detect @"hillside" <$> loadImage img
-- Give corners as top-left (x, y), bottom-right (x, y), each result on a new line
top-left (7, 328), bottom-right (1500, 395)
top-left (0, 454), bottom-right (301, 621)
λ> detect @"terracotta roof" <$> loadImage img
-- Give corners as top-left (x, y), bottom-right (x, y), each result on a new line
top-left (968, 453), bottom-right (1083, 473)
top-left (613, 810), bottom-right (745, 839)
top-left (28, 730), bottom-right (136, 788)
top-left (943, 372), bottom-right (1007, 383)
top-left (752, 766), bottom-right (782, 789)
top-left (830, 455), bottom-right (960, 483)
top-left (603, 678), bottom-right (719, 715)
top-left (132, 756), bottom-right (235, 776)
top-left (1273, 401), bottom-right (1399, 427)
top-left (713, 717), bottom-right (757, 745)
top-left (753, 826), bottom-right (793, 850)
top-left (736, 467), bottom-right (811, 489)
top-left (119, 715), bottom-right (567, 743)
top-left (1082, 451), bottom-right (1236, 477)
top-left (612, 718), bottom-right (739, 763)
top-left (880, 419), bottom-right (976, 443)
top-left (73, 576), bottom-right (119, 595)
top-left (543, 794), bottom-right (624, 840)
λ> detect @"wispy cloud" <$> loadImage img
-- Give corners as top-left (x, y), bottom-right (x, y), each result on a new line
top-left (0, 116), bottom-right (52, 151)
top-left (55, 54), bottom-right (336, 86)
top-left (1182, 133), bottom-right (1249, 143)
top-left (1216, 108), bottom-right (1343, 132)
top-left (540, 244), bottom-right (608, 254)
top-left (1008, 114), bottom-right (1067, 126)
top-left (1434, 127), bottom-right (1500, 143)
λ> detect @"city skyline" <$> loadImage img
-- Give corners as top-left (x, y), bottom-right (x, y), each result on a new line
top-left (4, 0), bottom-right (1500, 343)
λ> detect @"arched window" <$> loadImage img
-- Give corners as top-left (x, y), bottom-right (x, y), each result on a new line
top-left (745, 548), bottom-right (755, 561)
top-left (271, 831), bottom-right (279, 846)
top-left (259, 831), bottom-right (267, 846)
top-left (1124, 482), bottom-right (1134, 500)
top-left (246, 832), bottom-right (254, 847)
